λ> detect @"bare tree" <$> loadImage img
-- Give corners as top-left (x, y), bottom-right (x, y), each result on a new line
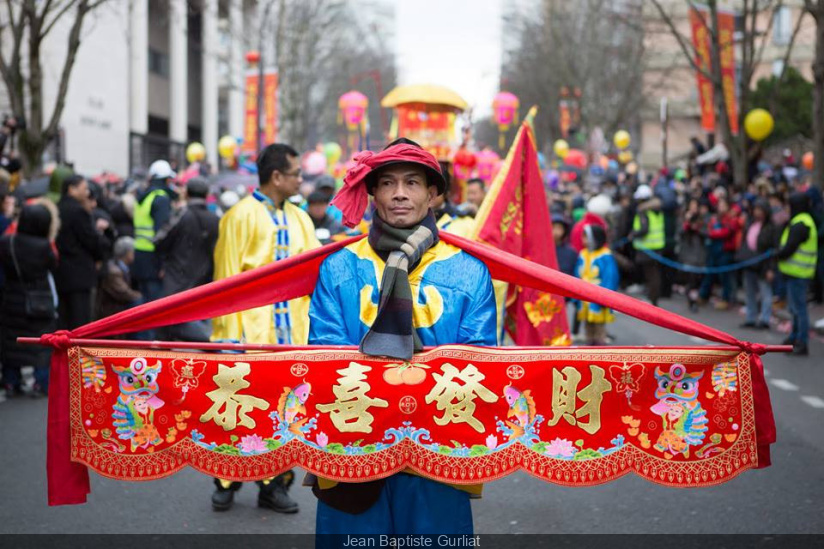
top-left (0, 0), bottom-right (110, 175)
top-left (502, 0), bottom-right (652, 153)
top-left (649, 0), bottom-right (799, 187)
top-left (804, 0), bottom-right (824, 189)
top-left (259, 0), bottom-right (395, 152)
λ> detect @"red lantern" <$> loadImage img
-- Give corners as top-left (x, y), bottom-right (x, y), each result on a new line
top-left (245, 50), bottom-right (260, 65)
top-left (453, 148), bottom-right (477, 180)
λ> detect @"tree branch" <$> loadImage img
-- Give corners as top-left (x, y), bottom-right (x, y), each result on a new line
top-left (41, 0), bottom-right (82, 38)
top-left (44, 0), bottom-right (92, 138)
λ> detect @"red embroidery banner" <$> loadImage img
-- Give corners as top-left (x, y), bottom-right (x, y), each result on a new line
top-left (70, 345), bottom-right (757, 487)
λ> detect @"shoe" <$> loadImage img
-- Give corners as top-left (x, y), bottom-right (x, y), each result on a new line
top-left (740, 321), bottom-right (757, 328)
top-left (755, 321), bottom-right (770, 330)
top-left (714, 301), bottom-right (729, 310)
top-left (781, 336), bottom-right (796, 346)
top-left (211, 479), bottom-right (242, 511)
top-left (257, 472), bottom-right (299, 514)
top-left (791, 343), bottom-right (809, 356)
top-left (689, 302), bottom-right (699, 313)
top-left (29, 384), bottom-right (48, 399)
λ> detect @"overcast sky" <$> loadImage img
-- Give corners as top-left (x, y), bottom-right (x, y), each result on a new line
top-left (394, 0), bottom-right (502, 118)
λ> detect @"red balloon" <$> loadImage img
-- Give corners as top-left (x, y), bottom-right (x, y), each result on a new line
top-left (564, 149), bottom-right (587, 169)
top-left (802, 151), bottom-right (814, 171)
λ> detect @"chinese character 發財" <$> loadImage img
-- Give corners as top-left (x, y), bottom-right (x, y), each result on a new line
top-left (200, 362), bottom-right (269, 431)
top-left (425, 363), bottom-right (498, 432)
top-left (549, 365), bottom-right (612, 434)
top-left (316, 362), bottom-right (388, 433)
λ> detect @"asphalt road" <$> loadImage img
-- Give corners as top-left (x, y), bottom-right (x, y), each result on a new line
top-left (1, 295), bottom-right (822, 534)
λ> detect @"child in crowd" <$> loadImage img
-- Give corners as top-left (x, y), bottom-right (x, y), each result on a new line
top-left (574, 224), bottom-right (619, 345)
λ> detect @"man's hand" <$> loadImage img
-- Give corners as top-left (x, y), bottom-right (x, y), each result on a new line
top-left (95, 218), bottom-right (110, 232)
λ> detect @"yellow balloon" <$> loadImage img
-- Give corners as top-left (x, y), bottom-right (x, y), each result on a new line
top-left (218, 135), bottom-right (237, 159)
top-left (614, 130), bottom-right (631, 150)
top-left (553, 139), bottom-right (570, 159)
top-left (744, 109), bottom-right (774, 141)
top-left (618, 150), bottom-right (634, 164)
top-left (186, 142), bottom-right (206, 163)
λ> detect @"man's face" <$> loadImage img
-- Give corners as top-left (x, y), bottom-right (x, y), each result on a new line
top-left (307, 201), bottom-right (327, 221)
top-left (69, 180), bottom-right (89, 202)
top-left (372, 163), bottom-right (437, 228)
top-left (466, 183), bottom-right (485, 208)
top-left (270, 155), bottom-right (303, 198)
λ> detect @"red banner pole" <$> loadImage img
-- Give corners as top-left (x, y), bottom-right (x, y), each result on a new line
top-left (16, 337), bottom-right (793, 354)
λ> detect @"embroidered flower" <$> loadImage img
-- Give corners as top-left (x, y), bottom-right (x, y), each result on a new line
top-left (485, 435), bottom-right (498, 450)
top-left (545, 438), bottom-right (576, 458)
top-left (238, 434), bottom-right (267, 454)
top-left (316, 432), bottom-right (329, 449)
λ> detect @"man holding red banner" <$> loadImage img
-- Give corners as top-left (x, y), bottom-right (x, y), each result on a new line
top-left (307, 138), bottom-right (497, 538)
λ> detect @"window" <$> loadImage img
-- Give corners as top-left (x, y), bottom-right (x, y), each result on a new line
top-left (773, 6), bottom-right (791, 46)
top-left (148, 48), bottom-right (169, 78)
top-left (772, 59), bottom-right (785, 77)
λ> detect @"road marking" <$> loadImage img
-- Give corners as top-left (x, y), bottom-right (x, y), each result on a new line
top-left (800, 396), bottom-right (824, 409)
top-left (769, 379), bottom-right (800, 391)
top-left (689, 336), bottom-right (707, 344)
top-left (763, 368), bottom-right (770, 376)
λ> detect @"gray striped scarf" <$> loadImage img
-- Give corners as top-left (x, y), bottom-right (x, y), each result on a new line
top-left (360, 211), bottom-right (439, 359)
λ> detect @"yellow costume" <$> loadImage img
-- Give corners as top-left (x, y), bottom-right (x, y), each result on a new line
top-left (212, 195), bottom-right (320, 344)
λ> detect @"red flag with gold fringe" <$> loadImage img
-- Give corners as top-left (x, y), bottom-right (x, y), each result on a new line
top-left (471, 113), bottom-right (571, 346)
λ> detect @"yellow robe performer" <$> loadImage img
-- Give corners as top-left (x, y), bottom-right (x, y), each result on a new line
top-left (212, 194), bottom-right (320, 344)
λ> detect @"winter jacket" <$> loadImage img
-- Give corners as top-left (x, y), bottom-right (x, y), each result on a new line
top-left (55, 196), bottom-right (105, 293)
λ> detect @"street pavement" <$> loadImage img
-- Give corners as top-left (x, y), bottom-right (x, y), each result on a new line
top-left (1, 294), bottom-right (822, 534)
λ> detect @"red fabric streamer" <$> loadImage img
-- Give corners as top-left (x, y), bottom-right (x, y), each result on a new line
top-left (331, 144), bottom-right (443, 228)
top-left (38, 231), bottom-right (775, 505)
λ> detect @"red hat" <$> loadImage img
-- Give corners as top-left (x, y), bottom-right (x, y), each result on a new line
top-left (331, 138), bottom-right (446, 228)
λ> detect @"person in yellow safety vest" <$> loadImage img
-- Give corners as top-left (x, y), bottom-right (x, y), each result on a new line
top-left (210, 143), bottom-right (320, 514)
top-left (132, 160), bottom-right (177, 339)
top-left (776, 192), bottom-right (818, 356)
top-left (629, 184), bottom-right (665, 306)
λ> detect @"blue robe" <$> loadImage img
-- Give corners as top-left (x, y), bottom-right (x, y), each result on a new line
top-left (574, 247), bottom-right (620, 324)
top-left (308, 237), bottom-right (496, 537)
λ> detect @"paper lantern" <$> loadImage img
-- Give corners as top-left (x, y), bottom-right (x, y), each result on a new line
top-left (744, 109), bottom-right (774, 141)
top-left (302, 151), bottom-right (327, 176)
top-left (186, 142), bottom-right (206, 163)
top-left (245, 51), bottom-right (260, 65)
top-left (492, 92), bottom-right (520, 130)
top-left (476, 149), bottom-right (500, 183)
top-left (453, 148), bottom-right (477, 180)
top-left (218, 135), bottom-right (237, 160)
top-left (802, 151), bottom-right (814, 171)
top-left (564, 149), bottom-right (587, 169)
top-left (492, 91), bottom-right (520, 149)
top-left (338, 91), bottom-right (369, 132)
top-left (626, 161), bottom-right (638, 175)
top-left (613, 130), bottom-right (631, 150)
top-left (553, 139), bottom-right (570, 159)
top-left (323, 142), bottom-right (342, 167)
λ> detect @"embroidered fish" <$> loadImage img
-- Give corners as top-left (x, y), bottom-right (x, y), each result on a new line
top-left (277, 381), bottom-right (311, 435)
top-left (503, 383), bottom-right (536, 439)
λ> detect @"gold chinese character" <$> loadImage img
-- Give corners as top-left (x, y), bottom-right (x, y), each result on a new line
top-left (316, 362), bottom-right (388, 433)
top-left (549, 365), bottom-right (612, 434)
top-left (425, 363), bottom-right (498, 432)
top-left (200, 362), bottom-right (269, 431)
